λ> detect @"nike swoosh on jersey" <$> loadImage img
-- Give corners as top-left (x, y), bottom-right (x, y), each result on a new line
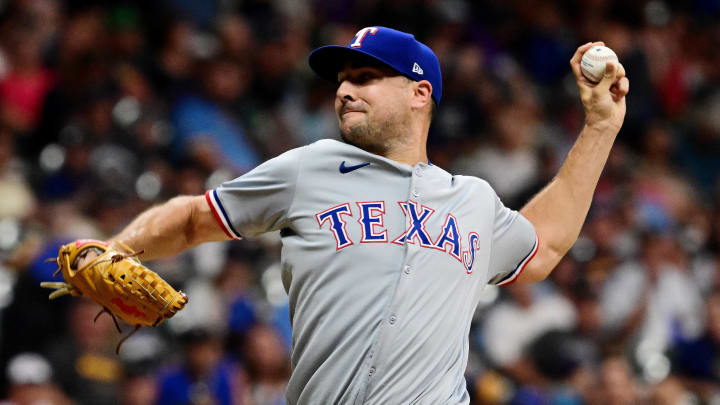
top-left (339, 161), bottom-right (370, 174)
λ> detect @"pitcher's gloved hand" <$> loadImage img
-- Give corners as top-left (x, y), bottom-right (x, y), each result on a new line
top-left (41, 239), bottom-right (188, 354)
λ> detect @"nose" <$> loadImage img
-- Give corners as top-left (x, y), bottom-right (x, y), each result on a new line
top-left (336, 80), bottom-right (357, 104)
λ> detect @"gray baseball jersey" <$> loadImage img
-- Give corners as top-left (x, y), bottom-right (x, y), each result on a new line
top-left (206, 139), bottom-right (538, 404)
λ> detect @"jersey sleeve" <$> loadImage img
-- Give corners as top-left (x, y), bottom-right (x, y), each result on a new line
top-left (205, 147), bottom-right (303, 239)
top-left (486, 193), bottom-right (539, 286)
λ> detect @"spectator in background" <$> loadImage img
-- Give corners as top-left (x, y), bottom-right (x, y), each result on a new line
top-left (649, 376), bottom-right (695, 405)
top-left (149, 18), bottom-right (196, 100)
top-left (671, 289), bottom-right (720, 403)
top-left (0, 24), bottom-right (55, 133)
top-left (633, 122), bottom-right (695, 232)
top-left (218, 258), bottom-right (258, 352)
top-left (601, 233), bottom-right (704, 357)
top-left (171, 55), bottom-right (259, 174)
top-left (588, 356), bottom-right (642, 405)
top-left (0, 126), bottom-right (35, 219)
top-left (279, 79), bottom-right (339, 146)
top-left (453, 104), bottom-right (541, 207)
top-left (217, 14), bottom-right (253, 63)
top-left (481, 282), bottom-right (576, 383)
top-left (3, 352), bottom-right (74, 405)
top-left (106, 6), bottom-right (146, 66)
top-left (678, 108), bottom-right (720, 196)
top-left (120, 369), bottom-right (158, 405)
top-left (241, 325), bottom-right (289, 405)
top-left (46, 299), bottom-right (123, 405)
top-left (510, 330), bottom-right (593, 405)
top-left (156, 328), bottom-right (244, 405)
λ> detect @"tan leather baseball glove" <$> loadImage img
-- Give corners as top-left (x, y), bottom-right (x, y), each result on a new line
top-left (40, 239), bottom-right (188, 353)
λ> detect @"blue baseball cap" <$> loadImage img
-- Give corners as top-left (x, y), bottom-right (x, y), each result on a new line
top-left (309, 26), bottom-right (442, 105)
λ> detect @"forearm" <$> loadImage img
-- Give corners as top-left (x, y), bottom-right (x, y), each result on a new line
top-left (112, 196), bottom-right (203, 261)
top-left (512, 42), bottom-right (628, 283)
top-left (520, 123), bottom-right (619, 275)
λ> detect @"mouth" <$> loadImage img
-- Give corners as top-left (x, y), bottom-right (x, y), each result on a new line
top-left (339, 102), bottom-right (366, 117)
top-left (340, 110), bottom-right (367, 122)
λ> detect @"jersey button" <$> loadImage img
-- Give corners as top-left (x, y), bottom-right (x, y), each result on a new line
top-left (414, 167), bottom-right (423, 177)
top-left (404, 265), bottom-right (411, 274)
top-left (412, 189), bottom-right (420, 198)
top-left (389, 315), bottom-right (397, 325)
top-left (368, 367), bottom-right (376, 377)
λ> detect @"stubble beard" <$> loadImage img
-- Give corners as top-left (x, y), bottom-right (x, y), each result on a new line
top-left (339, 113), bottom-right (406, 157)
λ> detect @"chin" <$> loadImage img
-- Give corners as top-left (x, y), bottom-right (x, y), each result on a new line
top-left (339, 129), bottom-right (360, 146)
top-left (340, 127), bottom-right (386, 156)
top-left (340, 114), bottom-right (363, 128)
top-left (340, 121), bottom-right (364, 139)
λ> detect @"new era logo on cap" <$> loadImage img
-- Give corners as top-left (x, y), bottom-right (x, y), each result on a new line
top-left (308, 26), bottom-right (443, 104)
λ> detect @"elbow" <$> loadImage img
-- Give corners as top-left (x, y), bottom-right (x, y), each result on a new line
top-left (543, 230), bottom-right (578, 267)
top-left (518, 243), bottom-right (568, 283)
top-left (543, 239), bottom-right (573, 274)
top-left (548, 240), bottom-right (571, 264)
top-left (516, 263), bottom-right (552, 283)
top-left (549, 227), bottom-right (581, 259)
top-left (520, 269), bottom-right (550, 283)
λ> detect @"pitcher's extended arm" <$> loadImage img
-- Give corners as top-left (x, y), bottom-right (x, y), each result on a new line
top-left (112, 195), bottom-right (230, 261)
top-left (517, 42), bottom-right (629, 282)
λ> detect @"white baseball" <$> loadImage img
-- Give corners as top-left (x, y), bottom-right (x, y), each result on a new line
top-left (580, 45), bottom-right (618, 83)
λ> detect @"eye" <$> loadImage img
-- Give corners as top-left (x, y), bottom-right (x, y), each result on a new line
top-left (357, 72), bottom-right (376, 84)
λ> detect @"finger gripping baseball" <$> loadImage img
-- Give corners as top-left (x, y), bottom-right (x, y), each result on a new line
top-left (40, 239), bottom-right (188, 354)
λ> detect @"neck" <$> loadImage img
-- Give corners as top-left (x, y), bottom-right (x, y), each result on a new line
top-left (383, 117), bottom-right (430, 166)
top-left (384, 139), bottom-right (428, 166)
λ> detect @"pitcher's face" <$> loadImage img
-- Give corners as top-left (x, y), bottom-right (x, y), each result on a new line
top-left (335, 61), bottom-right (413, 155)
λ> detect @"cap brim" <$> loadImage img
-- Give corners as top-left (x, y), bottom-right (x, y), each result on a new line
top-left (308, 45), bottom-right (402, 83)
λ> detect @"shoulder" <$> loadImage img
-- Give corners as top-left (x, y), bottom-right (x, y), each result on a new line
top-left (309, 138), bottom-right (341, 148)
top-left (305, 138), bottom-right (359, 154)
top-left (270, 140), bottom-right (349, 164)
top-left (249, 140), bottom-right (348, 173)
top-left (259, 144), bottom-right (312, 167)
top-left (447, 173), bottom-right (497, 196)
top-left (295, 139), bottom-right (395, 169)
top-left (451, 174), bottom-right (493, 188)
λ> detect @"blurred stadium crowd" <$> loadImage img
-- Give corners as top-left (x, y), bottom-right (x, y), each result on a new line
top-left (0, 0), bottom-right (718, 404)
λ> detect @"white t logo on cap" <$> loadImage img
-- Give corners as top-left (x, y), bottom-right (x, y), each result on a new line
top-left (350, 27), bottom-right (379, 48)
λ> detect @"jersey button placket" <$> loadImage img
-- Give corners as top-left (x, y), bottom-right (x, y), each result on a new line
top-left (411, 166), bottom-right (422, 198)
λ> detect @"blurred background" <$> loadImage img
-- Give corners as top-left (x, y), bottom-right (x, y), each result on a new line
top-left (0, 0), bottom-right (718, 404)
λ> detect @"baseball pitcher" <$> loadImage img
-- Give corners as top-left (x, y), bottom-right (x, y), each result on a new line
top-left (55, 27), bottom-right (628, 404)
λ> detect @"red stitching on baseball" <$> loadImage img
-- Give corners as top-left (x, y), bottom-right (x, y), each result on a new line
top-left (585, 53), bottom-right (616, 62)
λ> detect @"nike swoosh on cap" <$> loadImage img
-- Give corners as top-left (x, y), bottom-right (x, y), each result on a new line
top-left (339, 161), bottom-right (370, 174)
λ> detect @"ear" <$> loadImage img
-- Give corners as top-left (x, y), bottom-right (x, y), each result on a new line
top-left (410, 80), bottom-right (433, 112)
